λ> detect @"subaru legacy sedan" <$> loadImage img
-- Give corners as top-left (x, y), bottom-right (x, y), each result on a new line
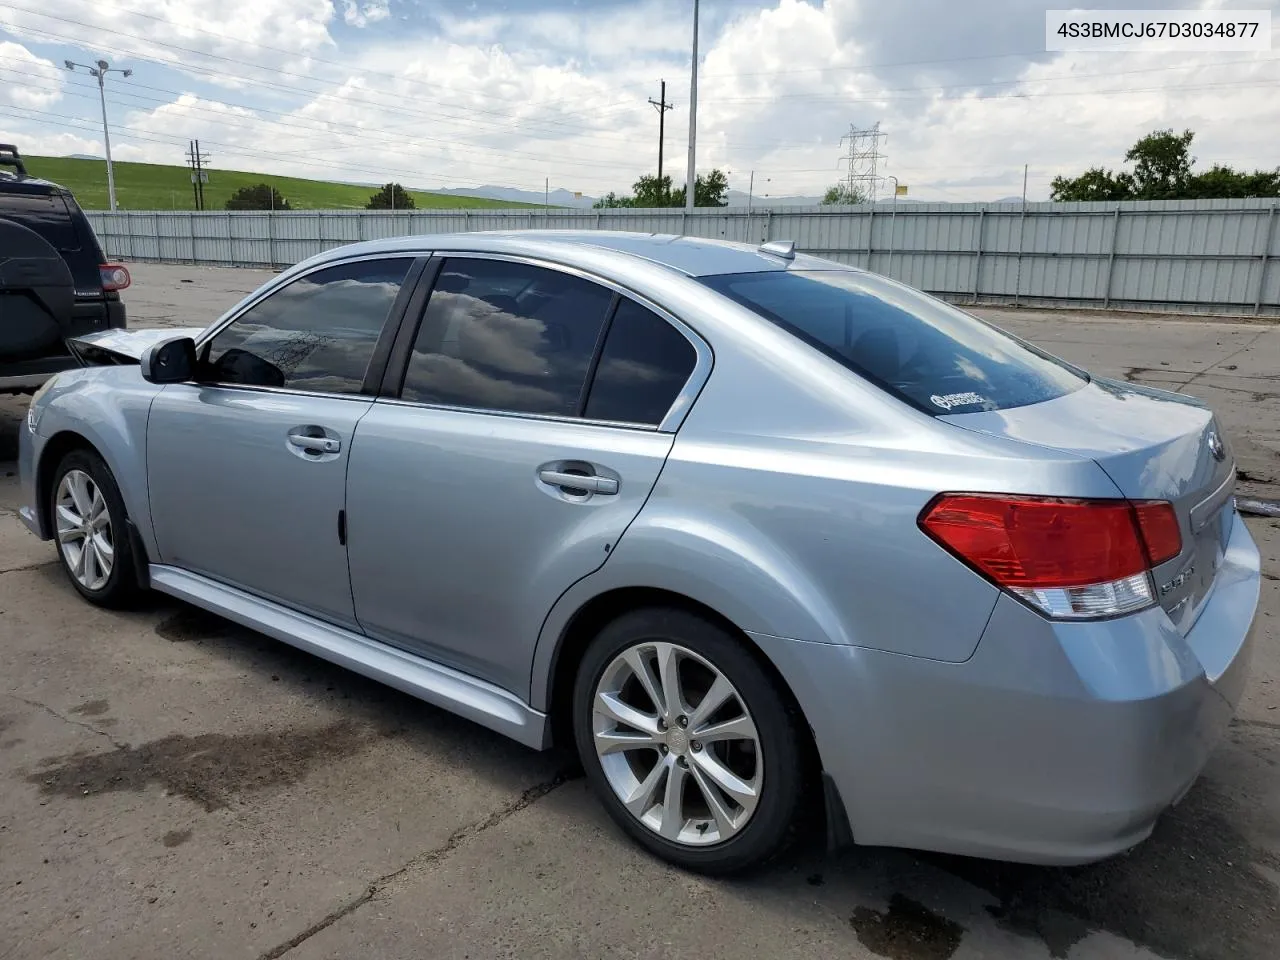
top-left (18, 231), bottom-right (1259, 874)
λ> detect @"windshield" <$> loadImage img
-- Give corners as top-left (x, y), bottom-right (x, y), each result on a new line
top-left (700, 270), bottom-right (1087, 415)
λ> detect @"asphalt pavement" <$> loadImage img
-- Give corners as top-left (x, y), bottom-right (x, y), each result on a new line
top-left (0, 262), bottom-right (1277, 960)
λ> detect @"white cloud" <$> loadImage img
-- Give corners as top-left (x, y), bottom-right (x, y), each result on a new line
top-left (4, 0), bottom-right (1279, 201)
top-left (342, 1), bottom-right (390, 28)
top-left (0, 41), bottom-right (64, 109)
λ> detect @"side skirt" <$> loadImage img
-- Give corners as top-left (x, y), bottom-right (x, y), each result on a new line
top-left (148, 564), bottom-right (550, 750)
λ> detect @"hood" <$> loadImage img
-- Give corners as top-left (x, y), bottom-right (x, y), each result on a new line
top-left (67, 327), bottom-right (206, 365)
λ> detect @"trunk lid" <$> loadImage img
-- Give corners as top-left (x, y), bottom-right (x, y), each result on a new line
top-left (943, 377), bottom-right (1235, 634)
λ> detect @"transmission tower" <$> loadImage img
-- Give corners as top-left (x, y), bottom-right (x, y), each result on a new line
top-left (838, 122), bottom-right (886, 202)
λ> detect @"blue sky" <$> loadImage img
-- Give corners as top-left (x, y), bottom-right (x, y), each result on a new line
top-left (2, 0), bottom-right (1278, 201)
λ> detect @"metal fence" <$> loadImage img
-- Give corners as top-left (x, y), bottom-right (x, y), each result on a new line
top-left (87, 198), bottom-right (1280, 316)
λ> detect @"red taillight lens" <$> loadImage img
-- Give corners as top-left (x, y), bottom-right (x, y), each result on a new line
top-left (919, 493), bottom-right (1182, 620)
top-left (1133, 501), bottom-right (1181, 566)
top-left (100, 263), bottom-right (130, 291)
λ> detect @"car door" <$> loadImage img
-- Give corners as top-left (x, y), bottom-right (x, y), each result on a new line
top-left (345, 254), bottom-right (707, 695)
top-left (146, 255), bottom-right (421, 629)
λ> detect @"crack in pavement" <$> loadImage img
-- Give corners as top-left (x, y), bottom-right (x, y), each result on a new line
top-left (256, 767), bottom-right (578, 960)
top-left (7, 693), bottom-right (129, 750)
top-left (0, 561), bottom-right (58, 575)
top-left (1175, 328), bottom-right (1276, 390)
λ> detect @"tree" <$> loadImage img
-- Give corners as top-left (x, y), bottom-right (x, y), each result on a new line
top-left (821, 182), bottom-right (868, 205)
top-left (366, 183), bottom-right (415, 210)
top-left (225, 183), bottom-right (290, 211)
top-left (1052, 128), bottom-right (1280, 201)
top-left (1124, 129), bottom-right (1195, 199)
top-left (593, 168), bottom-right (730, 208)
top-left (1049, 167), bottom-right (1134, 202)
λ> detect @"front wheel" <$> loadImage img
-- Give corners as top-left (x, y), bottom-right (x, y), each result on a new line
top-left (572, 607), bottom-right (805, 875)
top-left (49, 449), bottom-right (140, 608)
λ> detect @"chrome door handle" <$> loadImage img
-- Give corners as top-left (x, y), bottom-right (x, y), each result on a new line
top-left (288, 432), bottom-right (340, 454)
top-left (538, 469), bottom-right (618, 495)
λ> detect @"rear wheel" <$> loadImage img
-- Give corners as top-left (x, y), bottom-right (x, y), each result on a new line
top-left (49, 449), bottom-right (139, 608)
top-left (572, 607), bottom-right (804, 874)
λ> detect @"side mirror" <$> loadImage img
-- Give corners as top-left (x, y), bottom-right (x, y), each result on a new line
top-left (140, 337), bottom-right (196, 384)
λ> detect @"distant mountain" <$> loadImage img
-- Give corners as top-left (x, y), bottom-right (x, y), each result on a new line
top-left (724, 189), bottom-right (823, 207)
top-left (68, 153), bottom-right (102, 161)
top-left (426, 185), bottom-right (597, 208)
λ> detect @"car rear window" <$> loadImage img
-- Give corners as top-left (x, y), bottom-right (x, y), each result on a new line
top-left (700, 270), bottom-right (1086, 414)
top-left (0, 192), bottom-right (81, 252)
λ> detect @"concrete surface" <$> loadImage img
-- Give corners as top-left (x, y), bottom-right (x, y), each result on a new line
top-left (0, 262), bottom-right (1277, 960)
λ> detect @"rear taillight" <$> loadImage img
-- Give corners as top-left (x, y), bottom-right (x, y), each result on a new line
top-left (100, 263), bottom-right (130, 291)
top-left (919, 494), bottom-right (1183, 620)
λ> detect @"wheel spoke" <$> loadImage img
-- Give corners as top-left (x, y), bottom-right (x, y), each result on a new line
top-left (690, 674), bottom-right (735, 729)
top-left (690, 750), bottom-right (758, 811)
top-left (56, 505), bottom-right (82, 531)
top-left (57, 525), bottom-right (82, 544)
top-left (595, 691), bottom-right (660, 736)
top-left (687, 759), bottom-right (737, 837)
top-left (88, 486), bottom-right (106, 524)
top-left (68, 472), bottom-right (91, 515)
top-left (622, 647), bottom-right (666, 718)
top-left (78, 537), bottom-right (94, 582)
top-left (622, 757), bottom-right (668, 818)
top-left (692, 713), bottom-right (757, 745)
top-left (91, 534), bottom-right (113, 576)
top-left (595, 728), bottom-right (659, 755)
top-left (655, 643), bottom-right (687, 718)
top-left (659, 759), bottom-right (688, 839)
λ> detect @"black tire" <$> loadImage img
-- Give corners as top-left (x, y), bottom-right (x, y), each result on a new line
top-left (48, 448), bottom-right (140, 608)
top-left (572, 606), bottom-right (805, 875)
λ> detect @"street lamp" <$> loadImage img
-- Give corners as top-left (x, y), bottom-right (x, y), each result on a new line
top-left (65, 59), bottom-right (132, 212)
top-left (684, 0), bottom-right (699, 216)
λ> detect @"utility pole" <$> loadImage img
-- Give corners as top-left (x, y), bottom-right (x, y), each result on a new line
top-left (185, 140), bottom-right (210, 210)
top-left (65, 59), bottom-right (132, 212)
top-left (648, 79), bottom-right (674, 188)
top-left (685, 0), bottom-right (699, 214)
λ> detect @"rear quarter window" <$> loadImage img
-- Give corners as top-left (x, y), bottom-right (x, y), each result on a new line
top-left (700, 270), bottom-right (1086, 414)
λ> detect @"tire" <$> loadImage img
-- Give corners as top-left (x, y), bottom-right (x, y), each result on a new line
top-left (48, 448), bottom-right (140, 608)
top-left (572, 606), bottom-right (805, 875)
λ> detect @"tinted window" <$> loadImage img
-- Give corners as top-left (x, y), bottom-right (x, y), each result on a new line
top-left (701, 271), bottom-right (1086, 414)
top-left (402, 258), bottom-right (613, 416)
top-left (202, 258), bottom-right (411, 394)
top-left (585, 300), bottom-right (697, 425)
top-left (1, 193), bottom-right (79, 252)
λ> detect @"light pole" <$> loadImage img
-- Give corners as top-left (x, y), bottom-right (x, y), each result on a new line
top-left (65, 59), bottom-right (132, 212)
top-left (684, 0), bottom-right (699, 216)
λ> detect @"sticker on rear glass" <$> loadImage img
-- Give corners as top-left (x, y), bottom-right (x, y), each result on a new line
top-left (930, 391), bottom-right (987, 411)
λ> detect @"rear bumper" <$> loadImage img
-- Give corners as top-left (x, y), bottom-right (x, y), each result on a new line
top-left (754, 511), bottom-right (1260, 865)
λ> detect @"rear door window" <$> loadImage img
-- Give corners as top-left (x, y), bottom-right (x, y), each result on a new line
top-left (700, 270), bottom-right (1086, 414)
top-left (584, 299), bottom-right (697, 426)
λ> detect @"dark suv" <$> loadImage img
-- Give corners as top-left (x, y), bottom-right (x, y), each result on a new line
top-left (1, 144), bottom-right (129, 393)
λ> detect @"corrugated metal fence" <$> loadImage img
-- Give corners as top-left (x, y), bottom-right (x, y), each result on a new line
top-left (87, 199), bottom-right (1280, 316)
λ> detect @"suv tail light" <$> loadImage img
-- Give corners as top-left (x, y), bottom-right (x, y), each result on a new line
top-left (918, 494), bottom-right (1182, 620)
top-left (100, 263), bottom-right (130, 292)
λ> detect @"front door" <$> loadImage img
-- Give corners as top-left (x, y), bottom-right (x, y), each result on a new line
top-left (345, 256), bottom-right (703, 694)
top-left (146, 256), bottom-right (417, 628)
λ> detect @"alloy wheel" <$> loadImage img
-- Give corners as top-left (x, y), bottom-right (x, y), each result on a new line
top-left (55, 469), bottom-right (114, 592)
top-left (592, 640), bottom-right (762, 846)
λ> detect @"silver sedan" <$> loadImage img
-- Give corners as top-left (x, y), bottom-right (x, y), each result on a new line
top-left (18, 231), bottom-right (1260, 874)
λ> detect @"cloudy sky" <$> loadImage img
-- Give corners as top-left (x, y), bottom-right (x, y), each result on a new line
top-left (1, 0), bottom-right (1277, 201)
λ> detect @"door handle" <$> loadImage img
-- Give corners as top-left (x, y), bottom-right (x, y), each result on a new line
top-left (538, 469), bottom-right (619, 496)
top-left (288, 432), bottom-right (340, 454)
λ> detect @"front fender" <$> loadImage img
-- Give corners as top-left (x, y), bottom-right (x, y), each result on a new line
top-left (31, 368), bottom-right (162, 557)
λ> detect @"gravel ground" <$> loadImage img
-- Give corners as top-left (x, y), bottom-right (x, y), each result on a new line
top-left (0, 262), bottom-right (1277, 960)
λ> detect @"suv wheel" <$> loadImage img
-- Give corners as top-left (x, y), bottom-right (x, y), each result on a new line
top-left (573, 607), bottom-right (804, 874)
top-left (50, 449), bottom-right (139, 607)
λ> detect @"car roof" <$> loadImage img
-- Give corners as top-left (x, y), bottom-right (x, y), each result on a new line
top-left (301, 230), bottom-right (848, 279)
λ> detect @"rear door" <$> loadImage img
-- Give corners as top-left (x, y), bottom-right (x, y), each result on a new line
top-left (345, 254), bottom-right (706, 694)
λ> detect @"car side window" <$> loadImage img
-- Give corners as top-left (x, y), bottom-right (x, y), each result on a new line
top-left (584, 299), bottom-right (697, 426)
top-left (200, 258), bottom-right (413, 395)
top-left (401, 257), bottom-right (614, 417)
